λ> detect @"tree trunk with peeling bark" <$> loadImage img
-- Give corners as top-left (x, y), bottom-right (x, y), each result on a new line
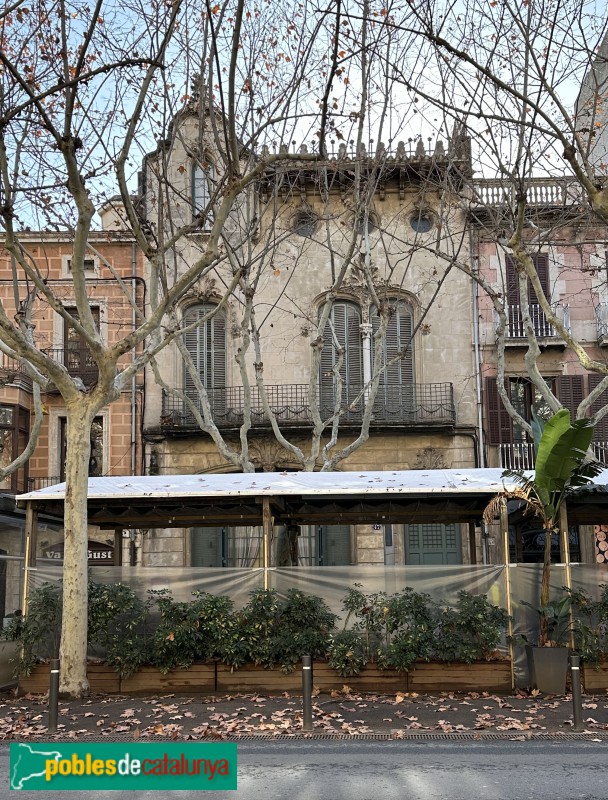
top-left (59, 404), bottom-right (96, 697)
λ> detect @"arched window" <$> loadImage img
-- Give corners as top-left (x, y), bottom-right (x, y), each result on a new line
top-left (320, 300), bottom-right (363, 422)
top-left (371, 299), bottom-right (415, 421)
top-left (183, 304), bottom-right (226, 414)
top-left (192, 161), bottom-right (214, 229)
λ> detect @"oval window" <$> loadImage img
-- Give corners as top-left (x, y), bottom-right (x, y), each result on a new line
top-left (292, 210), bottom-right (319, 238)
top-left (410, 211), bottom-right (434, 234)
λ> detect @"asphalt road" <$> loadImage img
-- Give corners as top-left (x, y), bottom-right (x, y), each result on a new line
top-left (1, 739), bottom-right (607, 798)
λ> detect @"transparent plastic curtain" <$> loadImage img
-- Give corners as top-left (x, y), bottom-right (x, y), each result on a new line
top-left (28, 560), bottom-right (608, 688)
top-left (33, 565), bottom-right (266, 609)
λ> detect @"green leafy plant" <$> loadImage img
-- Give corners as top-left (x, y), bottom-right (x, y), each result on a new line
top-left (149, 589), bottom-right (238, 675)
top-left (1, 582), bottom-right (62, 676)
top-left (484, 409), bottom-right (602, 646)
top-left (329, 584), bottom-right (438, 674)
top-left (519, 595), bottom-right (573, 649)
top-left (569, 585), bottom-right (608, 665)
top-left (384, 588), bottom-right (436, 672)
top-left (434, 591), bottom-right (510, 663)
top-left (228, 589), bottom-right (281, 669)
top-left (269, 589), bottom-right (337, 673)
top-left (87, 581), bottom-right (152, 678)
top-left (327, 630), bottom-right (368, 677)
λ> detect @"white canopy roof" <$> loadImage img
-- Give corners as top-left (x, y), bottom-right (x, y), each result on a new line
top-left (15, 468), bottom-right (548, 502)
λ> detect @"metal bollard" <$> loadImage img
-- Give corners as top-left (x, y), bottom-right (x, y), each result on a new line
top-left (570, 654), bottom-right (583, 731)
top-left (302, 655), bottom-right (313, 731)
top-left (48, 658), bottom-right (60, 733)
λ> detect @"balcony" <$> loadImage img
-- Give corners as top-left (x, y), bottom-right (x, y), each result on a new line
top-left (593, 442), bottom-right (608, 466)
top-left (500, 441), bottom-right (608, 469)
top-left (500, 303), bottom-right (569, 347)
top-left (472, 178), bottom-right (585, 209)
top-left (498, 442), bottom-right (535, 470)
top-left (0, 353), bottom-right (32, 390)
top-left (160, 383), bottom-right (456, 432)
top-left (42, 348), bottom-right (99, 385)
top-left (27, 476), bottom-right (63, 491)
top-left (596, 303), bottom-right (608, 346)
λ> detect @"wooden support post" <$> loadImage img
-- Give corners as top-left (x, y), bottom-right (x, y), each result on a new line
top-left (468, 521), bottom-right (477, 565)
top-left (500, 503), bottom-right (515, 691)
top-left (263, 497), bottom-right (272, 591)
top-left (21, 504), bottom-right (38, 616)
top-left (114, 529), bottom-right (123, 566)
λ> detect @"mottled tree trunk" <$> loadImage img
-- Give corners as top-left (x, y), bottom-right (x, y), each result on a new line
top-left (58, 405), bottom-right (95, 697)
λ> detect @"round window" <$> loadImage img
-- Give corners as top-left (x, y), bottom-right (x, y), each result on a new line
top-left (410, 211), bottom-right (434, 234)
top-left (292, 210), bottom-right (319, 238)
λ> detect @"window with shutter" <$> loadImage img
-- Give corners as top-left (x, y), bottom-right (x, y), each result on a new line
top-left (63, 307), bottom-right (100, 385)
top-left (320, 301), bottom-right (363, 422)
top-left (505, 254), bottom-right (551, 337)
top-left (484, 377), bottom-right (513, 445)
top-left (556, 375), bottom-right (585, 420)
top-left (371, 300), bottom-right (415, 421)
top-left (183, 304), bottom-right (226, 417)
top-left (588, 373), bottom-right (608, 444)
top-left (192, 162), bottom-right (214, 229)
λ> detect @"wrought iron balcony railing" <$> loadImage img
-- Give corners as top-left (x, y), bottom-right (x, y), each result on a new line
top-left (500, 440), bottom-right (608, 470)
top-left (27, 476), bottom-right (63, 491)
top-left (498, 442), bottom-right (536, 470)
top-left (499, 303), bottom-right (569, 340)
top-left (593, 441), bottom-right (608, 466)
top-left (161, 383), bottom-right (456, 431)
top-left (596, 303), bottom-right (608, 342)
top-left (42, 348), bottom-right (99, 384)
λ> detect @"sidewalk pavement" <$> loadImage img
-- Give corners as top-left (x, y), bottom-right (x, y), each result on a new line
top-left (2, 684), bottom-right (608, 740)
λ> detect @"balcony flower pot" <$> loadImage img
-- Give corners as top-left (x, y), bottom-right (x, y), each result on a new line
top-left (525, 644), bottom-right (569, 694)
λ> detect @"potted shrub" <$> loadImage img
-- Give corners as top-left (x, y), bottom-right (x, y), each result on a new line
top-left (484, 408), bottom-right (602, 692)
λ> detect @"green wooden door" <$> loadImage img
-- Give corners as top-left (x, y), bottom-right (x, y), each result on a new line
top-left (405, 523), bottom-right (461, 564)
top-left (191, 527), bottom-right (225, 567)
top-left (318, 525), bottom-right (351, 566)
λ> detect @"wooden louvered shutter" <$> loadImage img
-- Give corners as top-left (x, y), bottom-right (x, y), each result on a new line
top-left (506, 254), bottom-right (549, 304)
top-left (320, 302), bottom-right (345, 417)
top-left (345, 303), bottom-right (362, 406)
top-left (505, 256), bottom-right (520, 306)
top-left (183, 306), bottom-right (201, 400)
top-left (530, 254), bottom-right (550, 303)
top-left (556, 375), bottom-right (584, 420)
top-left (485, 377), bottom-right (513, 445)
top-left (320, 301), bottom-right (362, 417)
top-left (183, 305), bottom-right (226, 398)
top-left (588, 373), bottom-right (608, 443)
top-left (372, 301), bottom-right (415, 415)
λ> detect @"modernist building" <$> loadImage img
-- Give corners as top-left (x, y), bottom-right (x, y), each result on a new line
top-left (139, 105), bottom-right (482, 569)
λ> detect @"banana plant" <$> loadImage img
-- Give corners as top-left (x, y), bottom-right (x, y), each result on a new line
top-left (485, 408), bottom-right (602, 646)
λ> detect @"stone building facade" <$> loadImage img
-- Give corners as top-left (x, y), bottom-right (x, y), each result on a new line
top-left (140, 107), bottom-right (482, 568)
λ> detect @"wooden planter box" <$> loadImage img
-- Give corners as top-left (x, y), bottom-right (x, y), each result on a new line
top-left (121, 664), bottom-right (215, 694)
top-left (582, 660), bottom-right (608, 691)
top-left (19, 659), bottom-right (512, 695)
top-left (19, 663), bottom-right (120, 694)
